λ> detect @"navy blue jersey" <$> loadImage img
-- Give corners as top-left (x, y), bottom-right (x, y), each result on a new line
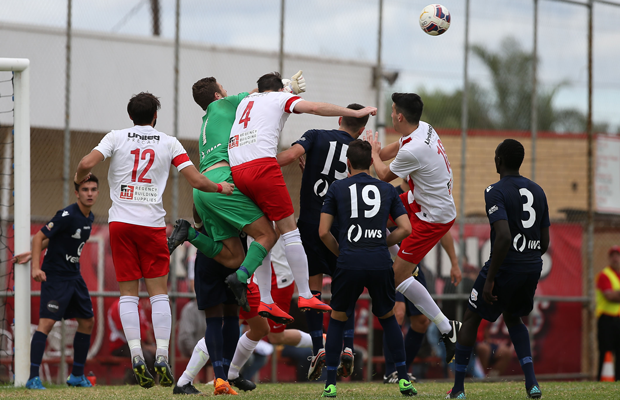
top-left (321, 173), bottom-right (407, 270)
top-left (295, 129), bottom-right (355, 224)
top-left (483, 175), bottom-right (550, 273)
top-left (41, 203), bottom-right (94, 280)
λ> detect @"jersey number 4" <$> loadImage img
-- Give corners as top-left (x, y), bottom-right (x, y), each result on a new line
top-left (130, 148), bottom-right (154, 183)
top-left (239, 101), bottom-right (255, 129)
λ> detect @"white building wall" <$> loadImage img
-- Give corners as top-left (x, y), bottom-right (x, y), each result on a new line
top-left (0, 22), bottom-right (376, 145)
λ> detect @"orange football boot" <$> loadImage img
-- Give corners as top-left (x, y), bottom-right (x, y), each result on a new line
top-left (298, 293), bottom-right (332, 312)
top-left (213, 378), bottom-right (238, 395)
top-left (258, 301), bottom-right (294, 325)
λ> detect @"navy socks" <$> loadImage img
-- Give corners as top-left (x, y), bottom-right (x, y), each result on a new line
top-left (72, 332), bottom-right (91, 377)
top-left (509, 323), bottom-right (538, 388)
top-left (452, 343), bottom-right (473, 393)
top-left (29, 331), bottom-right (47, 380)
top-left (222, 316), bottom-right (240, 376)
top-left (378, 315), bottom-right (408, 381)
top-left (325, 317), bottom-right (346, 387)
top-left (307, 291), bottom-right (325, 355)
top-left (205, 317), bottom-right (226, 380)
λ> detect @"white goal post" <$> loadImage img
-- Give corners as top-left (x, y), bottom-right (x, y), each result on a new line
top-left (0, 58), bottom-right (30, 387)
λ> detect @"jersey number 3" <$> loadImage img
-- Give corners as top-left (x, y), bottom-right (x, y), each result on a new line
top-left (519, 188), bottom-right (536, 228)
top-left (130, 148), bottom-right (154, 183)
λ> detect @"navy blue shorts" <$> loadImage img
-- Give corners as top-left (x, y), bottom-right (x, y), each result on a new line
top-left (298, 219), bottom-right (338, 277)
top-left (394, 269), bottom-right (427, 317)
top-left (331, 268), bottom-right (395, 318)
top-left (468, 269), bottom-right (541, 322)
top-left (194, 251), bottom-right (238, 310)
top-left (39, 276), bottom-right (93, 321)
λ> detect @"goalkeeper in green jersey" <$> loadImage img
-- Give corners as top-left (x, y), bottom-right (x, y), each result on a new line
top-left (168, 73), bottom-right (314, 323)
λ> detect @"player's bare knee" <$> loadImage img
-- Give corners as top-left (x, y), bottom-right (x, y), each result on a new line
top-left (37, 318), bottom-right (56, 335)
top-left (248, 317), bottom-right (270, 338)
top-left (267, 331), bottom-right (284, 345)
top-left (378, 310), bottom-right (395, 319)
top-left (203, 305), bottom-right (224, 319)
top-left (502, 314), bottom-right (522, 329)
top-left (331, 310), bottom-right (348, 321)
top-left (77, 317), bottom-right (95, 334)
top-left (410, 315), bottom-right (431, 333)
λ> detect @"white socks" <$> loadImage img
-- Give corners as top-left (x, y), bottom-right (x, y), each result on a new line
top-left (177, 338), bottom-right (210, 386)
top-left (228, 333), bottom-right (259, 381)
top-left (296, 331), bottom-right (313, 348)
top-left (119, 296), bottom-right (143, 359)
top-left (396, 277), bottom-right (451, 334)
top-left (150, 294), bottom-right (171, 358)
top-left (255, 252), bottom-right (274, 304)
top-left (282, 229), bottom-right (312, 299)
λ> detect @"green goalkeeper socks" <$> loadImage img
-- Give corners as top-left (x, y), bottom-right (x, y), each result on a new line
top-left (236, 241), bottom-right (268, 282)
top-left (188, 227), bottom-right (223, 258)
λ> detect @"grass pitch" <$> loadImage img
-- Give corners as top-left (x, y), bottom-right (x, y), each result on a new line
top-left (1, 381), bottom-right (619, 399)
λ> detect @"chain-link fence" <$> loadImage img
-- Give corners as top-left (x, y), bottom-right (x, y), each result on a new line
top-left (1, 0), bottom-right (619, 384)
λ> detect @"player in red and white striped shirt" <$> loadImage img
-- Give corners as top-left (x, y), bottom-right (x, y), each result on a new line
top-left (228, 72), bottom-right (377, 319)
top-left (75, 92), bottom-right (232, 389)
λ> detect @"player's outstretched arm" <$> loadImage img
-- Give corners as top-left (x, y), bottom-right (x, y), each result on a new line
top-left (293, 101), bottom-right (377, 118)
top-left (180, 165), bottom-right (234, 195)
top-left (367, 131), bottom-right (398, 182)
top-left (483, 219), bottom-right (511, 304)
top-left (75, 150), bottom-right (105, 184)
top-left (276, 144), bottom-right (306, 167)
top-left (319, 213), bottom-right (339, 257)
top-left (30, 231), bottom-right (48, 283)
top-left (440, 231), bottom-right (462, 286)
top-left (386, 214), bottom-right (411, 248)
top-left (13, 238), bottom-right (48, 264)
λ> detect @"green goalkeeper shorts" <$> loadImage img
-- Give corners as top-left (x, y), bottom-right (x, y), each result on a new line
top-left (193, 166), bottom-right (264, 241)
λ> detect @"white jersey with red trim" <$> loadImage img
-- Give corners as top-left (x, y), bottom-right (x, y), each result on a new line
top-left (94, 125), bottom-right (193, 227)
top-left (228, 91), bottom-right (303, 167)
top-left (389, 121), bottom-right (456, 224)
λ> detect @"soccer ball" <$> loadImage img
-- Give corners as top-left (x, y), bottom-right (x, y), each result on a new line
top-left (419, 4), bottom-right (451, 36)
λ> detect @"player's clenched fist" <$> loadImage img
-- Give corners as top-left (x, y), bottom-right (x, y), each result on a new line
top-left (356, 106), bottom-right (377, 117)
top-left (32, 268), bottom-right (47, 283)
top-left (217, 182), bottom-right (235, 196)
top-left (282, 70), bottom-right (306, 95)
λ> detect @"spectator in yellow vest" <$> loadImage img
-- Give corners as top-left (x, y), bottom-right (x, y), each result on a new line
top-left (596, 245), bottom-right (620, 381)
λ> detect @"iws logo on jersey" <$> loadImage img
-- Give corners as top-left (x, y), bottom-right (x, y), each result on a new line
top-left (513, 234), bottom-right (541, 252)
top-left (314, 179), bottom-right (329, 197)
top-left (62, 210), bottom-right (69, 217)
top-left (488, 205), bottom-right (498, 215)
top-left (120, 185), bottom-right (134, 200)
top-left (71, 229), bottom-right (81, 239)
top-left (347, 224), bottom-right (362, 242)
top-left (127, 132), bottom-right (160, 142)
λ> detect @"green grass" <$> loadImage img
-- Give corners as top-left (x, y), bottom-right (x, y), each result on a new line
top-left (0, 381), bottom-right (619, 399)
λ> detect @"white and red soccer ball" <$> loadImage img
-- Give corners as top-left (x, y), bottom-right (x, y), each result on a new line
top-left (419, 4), bottom-right (451, 36)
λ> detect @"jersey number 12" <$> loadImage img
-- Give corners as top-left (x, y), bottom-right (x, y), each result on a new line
top-left (130, 148), bottom-right (154, 183)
